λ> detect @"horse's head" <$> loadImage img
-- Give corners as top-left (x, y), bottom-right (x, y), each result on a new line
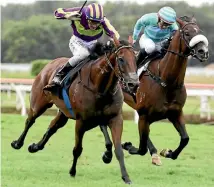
top-left (176, 16), bottom-right (209, 62)
top-left (110, 38), bottom-right (139, 93)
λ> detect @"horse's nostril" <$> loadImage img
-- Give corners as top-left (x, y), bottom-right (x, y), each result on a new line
top-left (198, 49), bottom-right (204, 54)
top-left (128, 83), bottom-right (135, 88)
top-left (127, 82), bottom-right (139, 92)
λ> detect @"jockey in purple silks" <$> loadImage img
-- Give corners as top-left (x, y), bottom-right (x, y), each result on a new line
top-left (44, 3), bottom-right (120, 90)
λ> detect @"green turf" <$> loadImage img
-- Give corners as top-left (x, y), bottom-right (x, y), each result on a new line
top-left (1, 71), bottom-right (35, 79)
top-left (1, 114), bottom-right (214, 187)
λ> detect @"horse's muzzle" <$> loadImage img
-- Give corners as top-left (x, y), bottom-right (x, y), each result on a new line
top-left (127, 82), bottom-right (139, 93)
top-left (125, 73), bottom-right (139, 94)
top-left (195, 49), bottom-right (209, 62)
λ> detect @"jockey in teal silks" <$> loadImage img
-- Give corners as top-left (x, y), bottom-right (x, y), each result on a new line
top-left (44, 3), bottom-right (120, 91)
top-left (132, 6), bottom-right (178, 67)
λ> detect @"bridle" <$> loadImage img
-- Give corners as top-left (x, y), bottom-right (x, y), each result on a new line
top-left (146, 22), bottom-right (202, 89)
top-left (164, 22), bottom-right (201, 58)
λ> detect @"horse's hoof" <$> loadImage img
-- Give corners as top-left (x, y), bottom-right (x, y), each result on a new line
top-left (122, 142), bottom-right (133, 151)
top-left (69, 169), bottom-right (76, 177)
top-left (138, 147), bottom-right (148, 156)
top-left (128, 146), bottom-right (139, 155)
top-left (122, 176), bottom-right (132, 185)
top-left (28, 143), bottom-right (40, 153)
top-left (11, 140), bottom-right (23, 149)
top-left (160, 148), bottom-right (174, 158)
top-left (151, 154), bottom-right (162, 166)
top-left (160, 148), bottom-right (168, 157)
top-left (102, 151), bottom-right (113, 164)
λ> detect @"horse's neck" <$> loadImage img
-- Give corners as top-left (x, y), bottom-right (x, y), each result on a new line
top-left (90, 55), bottom-right (118, 94)
top-left (160, 31), bottom-right (188, 87)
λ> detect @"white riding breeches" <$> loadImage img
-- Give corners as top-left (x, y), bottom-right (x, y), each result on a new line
top-left (68, 35), bottom-right (97, 66)
top-left (139, 34), bottom-right (165, 54)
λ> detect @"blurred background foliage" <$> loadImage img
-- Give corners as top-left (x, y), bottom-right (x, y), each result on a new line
top-left (1, 0), bottom-right (214, 66)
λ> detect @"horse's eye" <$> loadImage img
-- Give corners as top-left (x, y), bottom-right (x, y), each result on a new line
top-left (118, 57), bottom-right (124, 64)
top-left (185, 32), bottom-right (189, 36)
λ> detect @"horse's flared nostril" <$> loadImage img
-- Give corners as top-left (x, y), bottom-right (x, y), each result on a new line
top-left (127, 82), bottom-right (139, 93)
top-left (128, 82), bottom-right (135, 89)
top-left (198, 49), bottom-right (204, 55)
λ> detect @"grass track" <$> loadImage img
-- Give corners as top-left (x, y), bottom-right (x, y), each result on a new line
top-left (1, 114), bottom-right (214, 187)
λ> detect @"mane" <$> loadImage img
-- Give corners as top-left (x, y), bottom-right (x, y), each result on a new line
top-left (91, 42), bottom-right (105, 56)
top-left (179, 15), bottom-right (197, 23)
top-left (91, 40), bottom-right (131, 56)
top-left (118, 40), bottom-right (130, 46)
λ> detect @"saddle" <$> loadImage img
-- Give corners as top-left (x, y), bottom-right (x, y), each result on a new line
top-left (49, 54), bottom-right (97, 99)
top-left (49, 41), bottom-right (114, 116)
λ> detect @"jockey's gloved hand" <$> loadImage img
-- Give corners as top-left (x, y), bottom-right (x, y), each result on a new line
top-left (161, 39), bottom-right (170, 51)
top-left (132, 40), bottom-right (137, 48)
top-left (76, 12), bottom-right (82, 18)
top-left (65, 12), bottom-right (82, 20)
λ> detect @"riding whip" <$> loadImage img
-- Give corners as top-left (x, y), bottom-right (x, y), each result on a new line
top-left (79, 0), bottom-right (87, 14)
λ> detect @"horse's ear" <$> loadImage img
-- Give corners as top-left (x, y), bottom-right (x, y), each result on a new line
top-left (191, 15), bottom-right (197, 23)
top-left (113, 36), bottom-right (120, 47)
top-left (128, 35), bottom-right (133, 45)
top-left (176, 17), bottom-right (184, 27)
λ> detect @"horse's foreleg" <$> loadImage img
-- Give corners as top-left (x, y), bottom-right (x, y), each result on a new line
top-left (11, 101), bottom-right (52, 150)
top-left (69, 120), bottom-right (85, 177)
top-left (122, 136), bottom-right (162, 165)
top-left (100, 125), bottom-right (113, 164)
top-left (137, 115), bottom-right (150, 155)
top-left (109, 114), bottom-right (131, 184)
top-left (28, 111), bottom-right (68, 153)
top-left (161, 112), bottom-right (189, 160)
top-left (122, 116), bottom-right (155, 158)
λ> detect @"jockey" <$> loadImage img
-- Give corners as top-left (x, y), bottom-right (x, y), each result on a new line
top-left (132, 6), bottom-right (178, 66)
top-left (44, 3), bottom-right (120, 90)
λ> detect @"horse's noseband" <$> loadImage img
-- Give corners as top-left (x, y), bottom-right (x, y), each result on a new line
top-left (166, 22), bottom-right (202, 58)
top-left (105, 45), bottom-right (135, 87)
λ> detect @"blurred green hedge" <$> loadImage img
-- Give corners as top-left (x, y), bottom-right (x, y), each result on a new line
top-left (31, 59), bottom-right (50, 76)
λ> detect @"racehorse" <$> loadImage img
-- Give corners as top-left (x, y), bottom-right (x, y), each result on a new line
top-left (11, 38), bottom-right (139, 184)
top-left (100, 16), bottom-right (209, 165)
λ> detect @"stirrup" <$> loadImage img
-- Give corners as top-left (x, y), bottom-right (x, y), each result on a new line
top-left (43, 83), bottom-right (57, 91)
top-left (43, 79), bottom-right (61, 91)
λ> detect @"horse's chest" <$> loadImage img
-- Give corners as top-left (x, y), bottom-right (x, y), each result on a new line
top-left (75, 94), bottom-right (123, 119)
top-left (162, 93), bottom-right (185, 112)
top-left (163, 100), bottom-right (181, 111)
top-left (150, 91), bottom-right (185, 113)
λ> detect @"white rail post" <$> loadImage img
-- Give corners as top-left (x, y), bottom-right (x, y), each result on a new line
top-left (134, 110), bottom-right (139, 124)
top-left (11, 83), bottom-right (27, 116)
top-left (200, 95), bottom-right (210, 120)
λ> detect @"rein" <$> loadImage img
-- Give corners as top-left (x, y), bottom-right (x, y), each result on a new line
top-left (164, 22), bottom-right (198, 58)
top-left (78, 44), bottom-right (135, 98)
top-left (105, 45), bottom-right (134, 84)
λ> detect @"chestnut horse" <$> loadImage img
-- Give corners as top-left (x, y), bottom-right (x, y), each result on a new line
top-left (11, 39), bottom-right (139, 184)
top-left (100, 16), bottom-right (209, 165)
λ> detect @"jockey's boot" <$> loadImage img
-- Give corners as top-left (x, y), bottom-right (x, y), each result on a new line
top-left (136, 49), bottom-right (148, 68)
top-left (43, 61), bottom-right (73, 91)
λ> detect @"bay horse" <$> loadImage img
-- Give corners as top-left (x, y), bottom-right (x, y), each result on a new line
top-left (11, 38), bottom-right (139, 184)
top-left (100, 16), bottom-right (209, 165)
